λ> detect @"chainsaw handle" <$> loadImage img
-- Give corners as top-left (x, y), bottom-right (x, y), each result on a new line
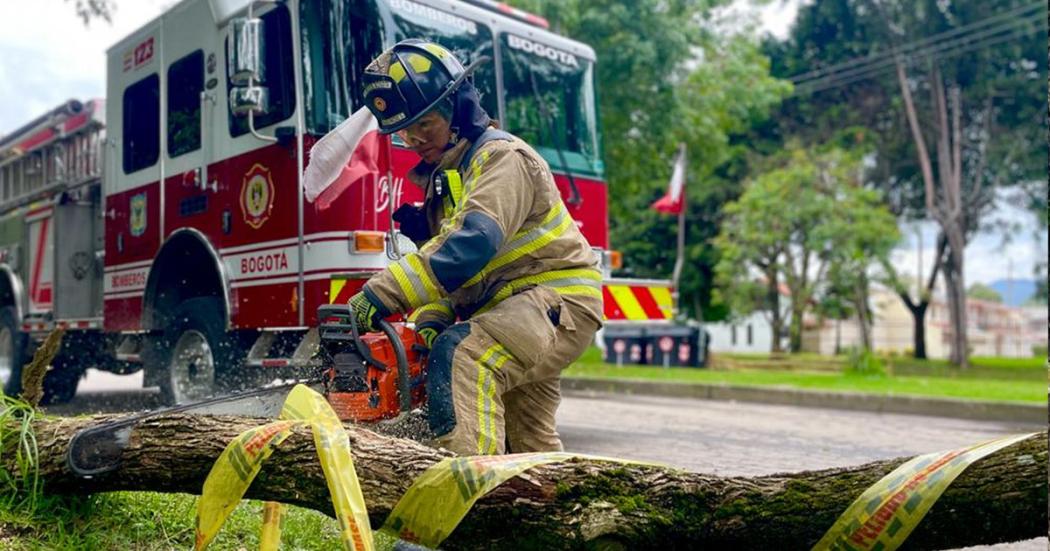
top-left (376, 319), bottom-right (412, 415)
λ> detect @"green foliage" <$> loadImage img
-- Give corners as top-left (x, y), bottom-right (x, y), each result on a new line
top-left (763, 0), bottom-right (1047, 221)
top-left (844, 347), bottom-right (886, 377)
top-left (966, 282), bottom-right (1004, 303)
top-left (506, 0), bottom-right (791, 320)
top-left (0, 395), bottom-right (41, 513)
top-left (713, 144), bottom-right (900, 350)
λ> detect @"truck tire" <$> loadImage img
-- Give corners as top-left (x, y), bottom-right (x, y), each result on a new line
top-left (146, 297), bottom-right (246, 405)
top-left (0, 306), bottom-right (27, 397)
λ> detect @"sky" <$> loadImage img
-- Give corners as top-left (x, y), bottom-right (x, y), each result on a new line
top-left (0, 0), bottom-right (1044, 287)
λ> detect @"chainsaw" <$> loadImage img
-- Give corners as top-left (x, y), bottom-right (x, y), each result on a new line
top-left (67, 305), bottom-right (429, 477)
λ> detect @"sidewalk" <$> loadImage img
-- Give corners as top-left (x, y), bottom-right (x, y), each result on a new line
top-left (561, 376), bottom-right (1046, 424)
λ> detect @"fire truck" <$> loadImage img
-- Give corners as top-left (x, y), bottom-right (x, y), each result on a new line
top-left (0, 0), bottom-right (677, 406)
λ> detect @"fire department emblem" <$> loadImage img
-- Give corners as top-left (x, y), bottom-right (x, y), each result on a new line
top-left (129, 193), bottom-right (147, 237)
top-left (240, 164), bottom-right (275, 229)
top-left (373, 97), bottom-right (387, 112)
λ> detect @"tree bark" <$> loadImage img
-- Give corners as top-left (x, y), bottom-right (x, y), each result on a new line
top-left (12, 414), bottom-right (1047, 549)
top-left (766, 267), bottom-right (783, 354)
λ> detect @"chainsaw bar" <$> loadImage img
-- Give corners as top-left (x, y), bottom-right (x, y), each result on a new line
top-left (66, 378), bottom-right (324, 478)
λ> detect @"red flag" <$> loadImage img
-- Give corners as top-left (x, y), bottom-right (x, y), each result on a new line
top-left (303, 107), bottom-right (388, 211)
top-left (651, 145), bottom-right (687, 215)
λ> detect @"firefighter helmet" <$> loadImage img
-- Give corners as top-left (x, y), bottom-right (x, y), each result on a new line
top-left (362, 40), bottom-right (487, 135)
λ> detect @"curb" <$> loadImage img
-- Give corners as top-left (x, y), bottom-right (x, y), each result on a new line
top-left (561, 377), bottom-right (1046, 424)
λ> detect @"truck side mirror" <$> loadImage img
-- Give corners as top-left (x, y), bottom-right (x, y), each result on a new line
top-left (230, 86), bottom-right (270, 116)
top-left (228, 17), bottom-right (265, 85)
top-left (228, 16), bottom-right (269, 117)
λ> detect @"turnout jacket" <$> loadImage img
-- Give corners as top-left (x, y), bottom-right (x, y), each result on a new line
top-left (362, 129), bottom-right (603, 331)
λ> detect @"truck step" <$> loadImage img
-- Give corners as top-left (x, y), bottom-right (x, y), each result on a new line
top-left (244, 329), bottom-right (319, 369)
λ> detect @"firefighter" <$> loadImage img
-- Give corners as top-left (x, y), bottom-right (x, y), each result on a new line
top-left (348, 39), bottom-right (603, 456)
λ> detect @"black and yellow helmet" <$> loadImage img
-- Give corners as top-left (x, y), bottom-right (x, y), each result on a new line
top-left (362, 40), bottom-right (487, 134)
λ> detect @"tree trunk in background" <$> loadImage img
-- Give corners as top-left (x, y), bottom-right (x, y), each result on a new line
top-left (767, 268), bottom-right (783, 353)
top-left (853, 275), bottom-right (873, 351)
top-left (8, 414), bottom-right (1048, 549)
top-left (943, 245), bottom-right (970, 367)
top-left (898, 234), bottom-right (946, 360)
top-left (908, 301), bottom-right (929, 359)
top-left (788, 306), bottom-right (804, 353)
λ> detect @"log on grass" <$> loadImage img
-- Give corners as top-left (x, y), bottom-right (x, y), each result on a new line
top-left (13, 414), bottom-right (1048, 549)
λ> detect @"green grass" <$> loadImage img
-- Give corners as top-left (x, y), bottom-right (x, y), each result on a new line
top-left (569, 348), bottom-right (1046, 403)
top-left (0, 490), bottom-right (409, 550)
top-left (0, 395), bottom-right (395, 550)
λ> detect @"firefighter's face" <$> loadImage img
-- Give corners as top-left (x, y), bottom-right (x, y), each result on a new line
top-left (397, 110), bottom-right (451, 164)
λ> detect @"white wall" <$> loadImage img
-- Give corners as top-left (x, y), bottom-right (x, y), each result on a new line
top-left (707, 311), bottom-right (776, 354)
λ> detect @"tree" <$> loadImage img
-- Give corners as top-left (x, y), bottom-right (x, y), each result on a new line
top-left (66, 0), bottom-right (115, 24)
top-left (823, 188), bottom-right (901, 351)
top-left (966, 282), bottom-right (1004, 303)
top-left (762, 0), bottom-right (1047, 367)
top-left (714, 145), bottom-right (898, 353)
top-left (10, 413), bottom-right (1047, 548)
top-left (880, 233), bottom-right (946, 359)
top-left (507, 0), bottom-right (790, 320)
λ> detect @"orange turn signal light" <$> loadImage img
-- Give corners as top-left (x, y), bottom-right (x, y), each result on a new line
top-left (351, 231), bottom-right (386, 254)
top-left (608, 250), bottom-right (623, 270)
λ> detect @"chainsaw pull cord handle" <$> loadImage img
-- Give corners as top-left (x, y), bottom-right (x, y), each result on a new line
top-left (376, 319), bottom-right (412, 415)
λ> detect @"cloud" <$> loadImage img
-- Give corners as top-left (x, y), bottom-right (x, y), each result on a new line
top-left (0, 0), bottom-right (167, 133)
top-left (890, 194), bottom-right (1046, 286)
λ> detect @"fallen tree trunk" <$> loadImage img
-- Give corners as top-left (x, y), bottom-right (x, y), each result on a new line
top-left (13, 414), bottom-right (1048, 549)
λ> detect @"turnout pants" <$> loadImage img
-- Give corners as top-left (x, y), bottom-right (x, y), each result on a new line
top-left (426, 285), bottom-right (600, 456)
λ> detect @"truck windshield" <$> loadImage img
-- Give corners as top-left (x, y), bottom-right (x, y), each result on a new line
top-left (300, 0), bottom-right (383, 134)
top-left (500, 33), bottom-right (601, 176)
top-left (302, 0), bottom-right (499, 135)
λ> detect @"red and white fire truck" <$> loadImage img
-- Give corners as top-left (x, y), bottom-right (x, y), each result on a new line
top-left (0, 0), bottom-right (676, 405)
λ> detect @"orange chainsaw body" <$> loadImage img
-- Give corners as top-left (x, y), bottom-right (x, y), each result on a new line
top-left (324, 323), bottom-right (427, 422)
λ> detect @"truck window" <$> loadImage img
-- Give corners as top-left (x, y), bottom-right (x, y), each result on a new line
top-left (167, 50), bottom-right (204, 157)
top-left (301, 0), bottom-right (383, 133)
top-left (227, 4), bottom-right (295, 137)
top-left (122, 74), bottom-right (160, 174)
top-left (500, 33), bottom-right (600, 172)
top-left (379, 0), bottom-right (498, 121)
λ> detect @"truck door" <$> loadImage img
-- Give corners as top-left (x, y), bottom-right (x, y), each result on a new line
top-left (162, 0), bottom-right (217, 242)
top-left (104, 27), bottom-right (162, 328)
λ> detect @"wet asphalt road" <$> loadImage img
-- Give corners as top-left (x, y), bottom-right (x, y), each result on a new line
top-left (47, 369), bottom-right (1048, 550)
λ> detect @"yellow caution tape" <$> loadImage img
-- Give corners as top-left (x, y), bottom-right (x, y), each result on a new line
top-left (259, 502), bottom-right (285, 551)
top-left (194, 385), bottom-right (375, 551)
top-left (194, 418), bottom-right (299, 550)
top-left (380, 452), bottom-right (654, 548)
top-left (814, 432), bottom-right (1037, 551)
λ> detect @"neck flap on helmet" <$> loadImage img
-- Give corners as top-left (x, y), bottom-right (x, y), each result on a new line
top-left (449, 80), bottom-right (491, 145)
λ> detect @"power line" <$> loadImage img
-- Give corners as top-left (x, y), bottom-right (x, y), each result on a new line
top-left (792, 10), bottom-right (1042, 90)
top-left (792, 15), bottom-right (1043, 95)
top-left (794, 15), bottom-right (1042, 93)
top-left (788, 1), bottom-right (1043, 84)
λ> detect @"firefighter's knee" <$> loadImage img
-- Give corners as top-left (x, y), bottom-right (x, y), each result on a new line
top-left (425, 322), bottom-right (471, 437)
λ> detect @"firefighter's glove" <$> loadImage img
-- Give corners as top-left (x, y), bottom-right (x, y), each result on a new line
top-left (417, 326), bottom-right (441, 349)
top-left (393, 203), bottom-right (432, 244)
top-left (349, 292), bottom-right (382, 333)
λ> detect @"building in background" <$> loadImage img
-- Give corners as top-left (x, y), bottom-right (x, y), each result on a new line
top-left (803, 285), bottom-right (1045, 359)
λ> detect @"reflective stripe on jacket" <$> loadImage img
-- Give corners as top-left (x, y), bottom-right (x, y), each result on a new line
top-left (365, 130), bottom-right (603, 327)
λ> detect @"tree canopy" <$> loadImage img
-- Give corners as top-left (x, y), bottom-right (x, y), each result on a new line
top-left (508, 0), bottom-right (791, 319)
top-left (714, 144), bottom-right (899, 352)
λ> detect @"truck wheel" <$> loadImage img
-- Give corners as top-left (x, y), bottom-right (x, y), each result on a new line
top-left (147, 297), bottom-right (242, 405)
top-left (0, 306), bottom-right (27, 397)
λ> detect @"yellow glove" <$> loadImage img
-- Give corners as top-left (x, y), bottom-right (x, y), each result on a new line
top-left (348, 292), bottom-right (381, 332)
top-left (417, 326), bottom-right (440, 349)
